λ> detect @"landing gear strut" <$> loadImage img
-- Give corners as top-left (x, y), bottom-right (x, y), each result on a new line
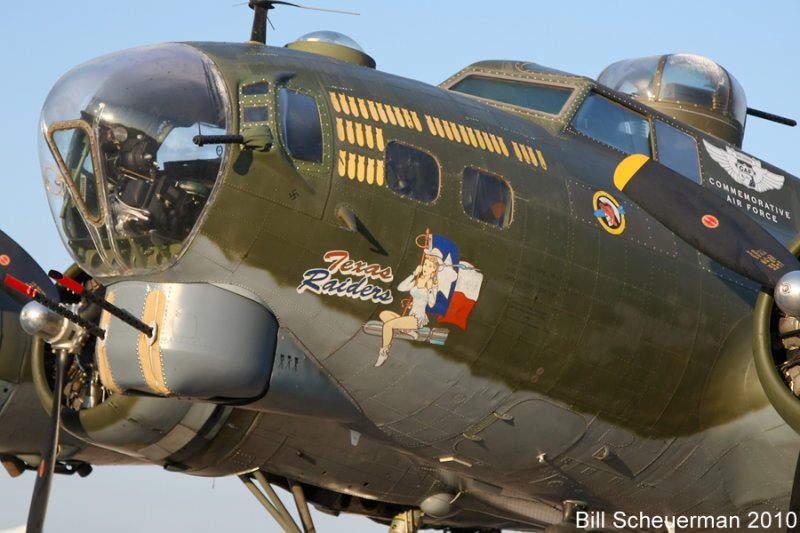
top-left (240, 471), bottom-right (316, 533)
top-left (389, 510), bottom-right (421, 532)
top-left (240, 471), bottom-right (424, 533)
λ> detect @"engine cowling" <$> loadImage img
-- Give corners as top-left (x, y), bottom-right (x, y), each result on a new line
top-left (31, 333), bottom-right (269, 474)
top-left (97, 281), bottom-right (278, 400)
top-left (26, 266), bottom-right (272, 476)
top-left (753, 235), bottom-right (800, 433)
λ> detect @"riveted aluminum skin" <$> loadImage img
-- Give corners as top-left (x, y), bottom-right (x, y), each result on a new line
top-left (98, 281), bottom-right (277, 400)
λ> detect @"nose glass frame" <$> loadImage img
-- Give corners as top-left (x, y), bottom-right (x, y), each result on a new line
top-left (45, 119), bottom-right (106, 227)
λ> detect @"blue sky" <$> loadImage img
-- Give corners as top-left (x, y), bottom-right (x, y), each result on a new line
top-left (1, 1), bottom-right (799, 531)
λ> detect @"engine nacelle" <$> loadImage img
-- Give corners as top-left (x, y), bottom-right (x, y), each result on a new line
top-left (31, 334), bottom-right (268, 475)
top-left (753, 235), bottom-right (800, 433)
top-left (97, 281), bottom-right (277, 400)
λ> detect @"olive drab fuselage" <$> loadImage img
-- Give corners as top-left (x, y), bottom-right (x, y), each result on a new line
top-left (3, 38), bottom-right (798, 531)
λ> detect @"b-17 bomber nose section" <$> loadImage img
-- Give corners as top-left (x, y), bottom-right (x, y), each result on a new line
top-left (97, 281), bottom-right (277, 400)
top-left (39, 43), bottom-right (232, 278)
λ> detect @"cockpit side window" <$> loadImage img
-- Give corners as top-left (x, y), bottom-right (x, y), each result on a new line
top-left (449, 75), bottom-right (574, 115)
top-left (572, 93), bottom-right (651, 156)
top-left (384, 142), bottom-right (439, 203)
top-left (654, 121), bottom-right (701, 184)
top-left (280, 88), bottom-right (323, 163)
top-left (462, 167), bottom-right (513, 228)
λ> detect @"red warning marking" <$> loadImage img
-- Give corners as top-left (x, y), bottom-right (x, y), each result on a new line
top-left (0, 255), bottom-right (9, 266)
top-left (702, 215), bottom-right (719, 229)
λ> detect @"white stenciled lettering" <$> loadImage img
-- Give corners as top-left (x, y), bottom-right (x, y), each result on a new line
top-left (297, 250), bottom-right (395, 304)
top-left (708, 177), bottom-right (791, 223)
top-left (297, 269), bottom-right (393, 303)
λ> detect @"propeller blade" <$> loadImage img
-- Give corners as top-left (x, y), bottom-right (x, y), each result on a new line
top-left (0, 229), bottom-right (59, 306)
top-left (26, 349), bottom-right (70, 533)
top-left (614, 154), bottom-right (800, 289)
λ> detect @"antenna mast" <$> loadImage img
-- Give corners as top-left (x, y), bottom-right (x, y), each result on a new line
top-left (248, 0), bottom-right (284, 44)
top-left (246, 0), bottom-right (359, 45)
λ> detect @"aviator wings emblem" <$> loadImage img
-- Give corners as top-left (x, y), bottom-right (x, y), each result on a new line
top-left (703, 139), bottom-right (784, 192)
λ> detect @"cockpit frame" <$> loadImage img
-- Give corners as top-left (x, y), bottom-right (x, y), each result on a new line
top-left (441, 62), bottom-right (586, 124)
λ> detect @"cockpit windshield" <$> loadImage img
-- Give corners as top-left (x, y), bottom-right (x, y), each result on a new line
top-left (39, 43), bottom-right (230, 276)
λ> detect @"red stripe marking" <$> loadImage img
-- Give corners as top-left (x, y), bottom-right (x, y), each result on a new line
top-left (49, 271), bottom-right (84, 294)
top-left (702, 215), bottom-right (719, 229)
top-left (4, 274), bottom-right (37, 298)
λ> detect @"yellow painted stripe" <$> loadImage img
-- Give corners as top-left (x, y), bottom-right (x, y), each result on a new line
top-left (338, 150), bottom-right (347, 176)
top-left (425, 115), bottom-right (437, 135)
top-left (393, 106), bottom-right (406, 128)
top-left (459, 125), bottom-right (471, 146)
top-left (614, 154), bottom-right (650, 191)
top-left (358, 98), bottom-right (369, 118)
top-left (376, 162), bottom-right (385, 186)
top-left (376, 128), bottom-right (385, 150)
top-left (442, 120), bottom-right (454, 141)
top-left (367, 100), bottom-right (380, 121)
top-left (383, 104), bottom-right (397, 125)
top-left (526, 146), bottom-right (539, 167)
top-left (482, 131), bottom-right (494, 153)
top-left (367, 158), bottom-right (375, 184)
top-left (329, 92), bottom-right (341, 113)
top-left (355, 122), bottom-right (365, 147)
top-left (348, 96), bottom-right (360, 118)
top-left (474, 128), bottom-right (486, 149)
top-left (365, 124), bottom-right (374, 149)
top-left (433, 117), bottom-right (445, 138)
top-left (410, 111), bottom-right (423, 131)
top-left (536, 149), bottom-right (548, 170)
top-left (402, 109), bottom-right (414, 129)
top-left (498, 137), bottom-right (509, 157)
top-left (96, 291), bottom-right (122, 394)
top-left (348, 152), bottom-right (357, 179)
top-left (336, 117), bottom-right (345, 142)
top-left (466, 127), bottom-right (478, 147)
top-left (338, 93), bottom-right (350, 115)
top-left (357, 155), bottom-right (366, 182)
top-left (490, 134), bottom-right (502, 154)
top-left (138, 289), bottom-right (170, 395)
top-left (512, 141), bottom-right (523, 161)
top-left (377, 102), bottom-right (389, 123)
top-left (520, 144), bottom-right (531, 164)
top-left (449, 121), bottom-right (462, 143)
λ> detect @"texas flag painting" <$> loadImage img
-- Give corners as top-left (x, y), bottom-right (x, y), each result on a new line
top-left (426, 234), bottom-right (483, 331)
top-left (439, 261), bottom-right (483, 330)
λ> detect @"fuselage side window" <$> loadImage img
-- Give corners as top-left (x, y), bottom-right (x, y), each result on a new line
top-left (240, 80), bottom-right (271, 126)
top-left (572, 93), bottom-right (651, 156)
top-left (280, 88), bottom-right (323, 163)
top-left (242, 81), bottom-right (270, 96)
top-left (462, 167), bottom-right (513, 228)
top-left (654, 120), bottom-right (701, 184)
top-left (384, 142), bottom-right (440, 203)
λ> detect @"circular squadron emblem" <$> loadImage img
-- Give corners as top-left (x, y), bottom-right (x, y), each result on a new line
top-left (593, 191), bottom-right (626, 235)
